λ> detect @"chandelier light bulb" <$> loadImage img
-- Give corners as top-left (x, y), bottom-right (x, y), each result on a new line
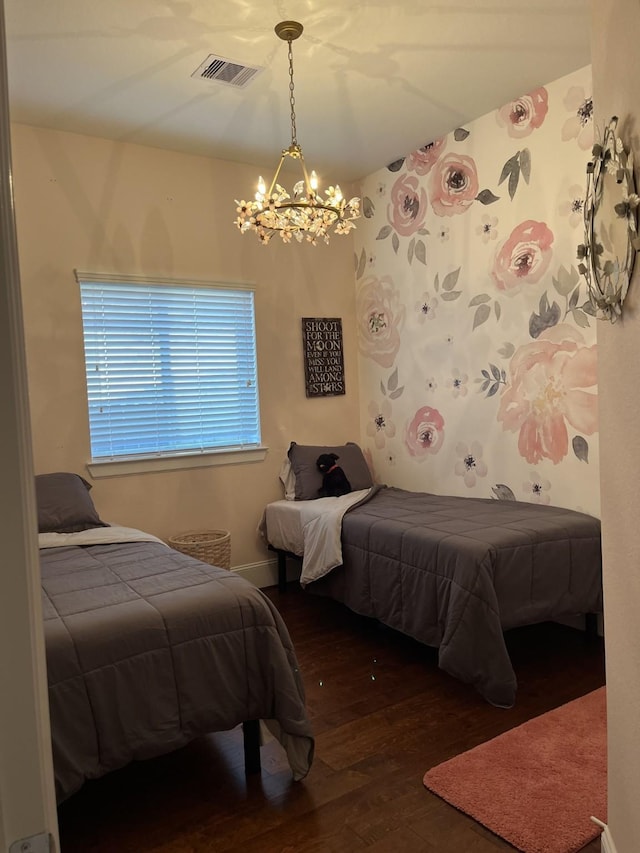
top-left (233, 20), bottom-right (360, 245)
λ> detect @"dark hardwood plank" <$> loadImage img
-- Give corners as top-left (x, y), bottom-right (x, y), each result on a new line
top-left (57, 584), bottom-right (606, 853)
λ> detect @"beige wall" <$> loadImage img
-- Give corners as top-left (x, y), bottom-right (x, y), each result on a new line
top-left (590, 0), bottom-right (640, 850)
top-left (11, 124), bottom-right (360, 568)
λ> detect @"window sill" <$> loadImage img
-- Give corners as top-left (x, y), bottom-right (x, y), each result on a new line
top-left (86, 446), bottom-right (268, 478)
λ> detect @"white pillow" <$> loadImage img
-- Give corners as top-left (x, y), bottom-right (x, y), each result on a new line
top-left (278, 458), bottom-right (297, 500)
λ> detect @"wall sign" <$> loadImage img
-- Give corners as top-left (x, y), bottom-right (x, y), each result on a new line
top-left (301, 317), bottom-right (345, 397)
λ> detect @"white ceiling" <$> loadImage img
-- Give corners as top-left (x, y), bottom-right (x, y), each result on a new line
top-left (4, 1), bottom-right (591, 183)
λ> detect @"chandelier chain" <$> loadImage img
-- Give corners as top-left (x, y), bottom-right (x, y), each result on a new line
top-left (287, 40), bottom-right (297, 147)
top-left (233, 20), bottom-right (360, 245)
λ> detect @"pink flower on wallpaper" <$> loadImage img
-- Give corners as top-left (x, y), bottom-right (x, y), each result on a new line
top-left (416, 292), bottom-right (438, 323)
top-left (366, 399), bottom-right (396, 449)
top-left (558, 184), bottom-right (585, 228)
top-left (523, 471), bottom-right (552, 505)
top-left (477, 214), bottom-right (499, 243)
top-left (561, 87), bottom-right (594, 151)
top-left (406, 138), bottom-right (446, 175)
top-left (429, 153), bottom-right (479, 217)
top-left (491, 220), bottom-right (554, 294)
top-left (387, 174), bottom-right (428, 236)
top-left (405, 406), bottom-right (445, 459)
top-left (454, 441), bottom-right (488, 488)
top-left (447, 368), bottom-right (468, 398)
top-left (356, 275), bottom-right (406, 368)
top-left (496, 88), bottom-right (549, 138)
top-left (497, 324), bottom-right (598, 465)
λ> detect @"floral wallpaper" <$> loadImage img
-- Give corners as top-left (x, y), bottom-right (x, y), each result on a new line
top-left (354, 65), bottom-right (600, 516)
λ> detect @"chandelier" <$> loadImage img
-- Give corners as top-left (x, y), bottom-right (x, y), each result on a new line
top-left (234, 21), bottom-right (360, 245)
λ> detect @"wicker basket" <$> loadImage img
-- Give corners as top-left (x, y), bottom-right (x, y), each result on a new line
top-left (168, 529), bottom-right (231, 570)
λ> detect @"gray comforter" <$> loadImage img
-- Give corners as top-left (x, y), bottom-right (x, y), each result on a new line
top-left (308, 487), bottom-right (603, 708)
top-left (41, 537), bottom-right (314, 802)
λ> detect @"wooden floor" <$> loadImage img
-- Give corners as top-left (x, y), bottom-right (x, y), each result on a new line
top-left (58, 584), bottom-right (606, 853)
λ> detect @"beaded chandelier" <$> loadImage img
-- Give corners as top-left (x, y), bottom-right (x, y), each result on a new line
top-left (234, 21), bottom-right (360, 245)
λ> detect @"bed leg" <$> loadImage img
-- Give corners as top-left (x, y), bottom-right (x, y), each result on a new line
top-left (242, 719), bottom-right (261, 775)
top-left (585, 612), bottom-right (599, 642)
top-left (277, 550), bottom-right (287, 592)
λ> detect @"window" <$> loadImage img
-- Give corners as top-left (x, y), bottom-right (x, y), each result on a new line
top-left (77, 273), bottom-right (262, 469)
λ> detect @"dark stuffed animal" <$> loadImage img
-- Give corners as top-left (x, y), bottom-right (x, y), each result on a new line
top-left (316, 453), bottom-right (352, 497)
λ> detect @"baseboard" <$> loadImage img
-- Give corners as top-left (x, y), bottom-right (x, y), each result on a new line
top-left (231, 558), bottom-right (301, 589)
top-left (601, 825), bottom-right (617, 853)
top-left (591, 817), bottom-right (617, 853)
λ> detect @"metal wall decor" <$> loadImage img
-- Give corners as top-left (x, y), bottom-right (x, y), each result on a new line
top-left (578, 115), bottom-right (640, 322)
top-left (301, 318), bottom-right (345, 397)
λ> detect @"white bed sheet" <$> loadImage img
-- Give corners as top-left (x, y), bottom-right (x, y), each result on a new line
top-left (264, 500), bottom-right (307, 556)
top-left (38, 524), bottom-right (166, 549)
top-left (263, 490), bottom-right (372, 586)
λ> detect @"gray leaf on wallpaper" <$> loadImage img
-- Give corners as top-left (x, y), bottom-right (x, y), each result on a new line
top-left (476, 189), bottom-right (499, 205)
top-left (388, 368), bottom-right (399, 391)
top-left (553, 264), bottom-right (580, 297)
top-left (469, 293), bottom-right (491, 306)
top-left (454, 128), bottom-right (470, 141)
top-left (418, 228), bottom-right (429, 236)
top-left (490, 364), bottom-right (501, 381)
top-left (568, 287), bottom-right (580, 309)
top-left (376, 225), bottom-right (392, 240)
top-left (415, 240), bottom-right (427, 265)
top-left (529, 311), bottom-right (557, 338)
top-left (508, 170), bottom-right (519, 200)
top-left (498, 342), bottom-right (515, 358)
top-left (387, 158), bottom-right (405, 172)
top-left (356, 249), bottom-right (366, 279)
top-left (442, 268), bottom-right (461, 291)
top-left (363, 197), bottom-right (375, 218)
top-left (389, 388), bottom-right (404, 400)
top-left (498, 150), bottom-right (531, 201)
top-left (478, 376), bottom-right (503, 398)
top-left (499, 154), bottom-right (519, 185)
top-left (573, 436), bottom-right (589, 463)
top-left (572, 308), bottom-right (591, 329)
top-left (441, 291), bottom-right (462, 302)
top-left (529, 294), bottom-right (561, 338)
top-left (380, 380), bottom-right (386, 398)
top-left (492, 484), bottom-right (516, 501)
top-left (392, 232), bottom-right (400, 254)
top-left (408, 238), bottom-right (415, 264)
top-left (473, 303), bottom-right (491, 329)
top-left (494, 301), bottom-right (502, 321)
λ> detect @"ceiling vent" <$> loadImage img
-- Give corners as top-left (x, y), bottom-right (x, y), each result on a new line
top-left (191, 54), bottom-right (263, 89)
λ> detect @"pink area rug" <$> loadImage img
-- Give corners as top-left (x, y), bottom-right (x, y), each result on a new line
top-left (423, 688), bottom-right (607, 853)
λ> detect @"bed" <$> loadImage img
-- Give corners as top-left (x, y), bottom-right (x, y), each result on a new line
top-left (36, 472), bottom-right (314, 803)
top-left (261, 443), bottom-right (603, 709)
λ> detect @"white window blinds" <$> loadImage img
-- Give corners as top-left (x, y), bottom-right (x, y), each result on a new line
top-left (79, 278), bottom-right (261, 461)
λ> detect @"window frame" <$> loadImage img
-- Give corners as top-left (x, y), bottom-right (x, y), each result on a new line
top-left (75, 271), bottom-right (267, 478)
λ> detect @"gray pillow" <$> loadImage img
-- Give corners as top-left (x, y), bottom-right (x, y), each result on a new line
top-left (287, 442), bottom-right (373, 500)
top-left (35, 472), bottom-right (108, 533)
